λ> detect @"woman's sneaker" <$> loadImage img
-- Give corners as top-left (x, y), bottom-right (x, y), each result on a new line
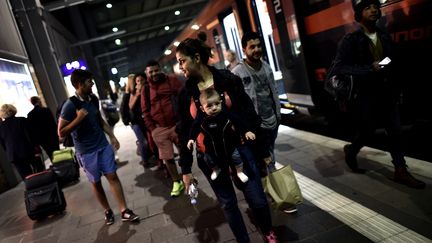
top-left (264, 230), bottom-right (278, 243)
top-left (121, 209), bottom-right (140, 222)
top-left (105, 209), bottom-right (115, 225)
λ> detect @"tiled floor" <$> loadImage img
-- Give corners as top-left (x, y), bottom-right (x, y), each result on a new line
top-left (0, 124), bottom-right (431, 243)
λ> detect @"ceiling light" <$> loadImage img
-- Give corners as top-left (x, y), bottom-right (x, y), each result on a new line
top-left (164, 26), bottom-right (170, 31)
top-left (111, 67), bottom-right (118, 75)
top-left (115, 39), bottom-right (121, 45)
top-left (173, 41), bottom-right (180, 47)
top-left (174, 10), bottom-right (180, 15)
top-left (191, 24), bottom-right (199, 30)
top-left (164, 49), bottom-right (172, 55)
top-left (112, 27), bottom-right (118, 32)
top-left (106, 3), bottom-right (112, 8)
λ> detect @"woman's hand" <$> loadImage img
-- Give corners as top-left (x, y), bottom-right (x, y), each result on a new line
top-left (182, 173), bottom-right (193, 193)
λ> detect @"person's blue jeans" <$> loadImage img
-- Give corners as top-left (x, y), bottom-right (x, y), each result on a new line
top-left (131, 124), bottom-right (149, 163)
top-left (197, 145), bottom-right (272, 243)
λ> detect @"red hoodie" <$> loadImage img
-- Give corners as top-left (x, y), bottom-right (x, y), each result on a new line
top-left (141, 74), bottom-right (183, 131)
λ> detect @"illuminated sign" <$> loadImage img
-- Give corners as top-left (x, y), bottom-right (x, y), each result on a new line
top-left (60, 59), bottom-right (87, 76)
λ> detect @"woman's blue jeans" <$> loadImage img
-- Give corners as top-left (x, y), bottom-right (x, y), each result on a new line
top-left (131, 124), bottom-right (148, 162)
top-left (197, 145), bottom-right (272, 243)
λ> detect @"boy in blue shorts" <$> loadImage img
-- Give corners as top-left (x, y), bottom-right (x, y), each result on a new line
top-left (58, 69), bottom-right (139, 225)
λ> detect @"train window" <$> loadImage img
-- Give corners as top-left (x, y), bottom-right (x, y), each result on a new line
top-left (303, 0), bottom-right (398, 16)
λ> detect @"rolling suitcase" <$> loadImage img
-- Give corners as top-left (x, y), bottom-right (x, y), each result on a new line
top-left (51, 148), bottom-right (80, 186)
top-left (24, 170), bottom-right (66, 220)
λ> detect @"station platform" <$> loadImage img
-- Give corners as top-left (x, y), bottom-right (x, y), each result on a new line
top-left (0, 124), bottom-right (431, 243)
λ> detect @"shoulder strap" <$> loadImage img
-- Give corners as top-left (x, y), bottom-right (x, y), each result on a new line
top-left (69, 95), bottom-right (99, 110)
top-left (69, 96), bottom-right (82, 110)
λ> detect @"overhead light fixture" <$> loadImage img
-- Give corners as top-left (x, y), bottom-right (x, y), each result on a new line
top-left (191, 24), bottom-right (199, 30)
top-left (111, 67), bottom-right (118, 75)
top-left (112, 27), bottom-right (118, 32)
top-left (174, 10), bottom-right (180, 15)
top-left (173, 41), bottom-right (180, 47)
top-left (164, 26), bottom-right (170, 31)
top-left (106, 3), bottom-right (112, 8)
top-left (164, 49), bottom-right (172, 55)
top-left (115, 39), bottom-right (121, 45)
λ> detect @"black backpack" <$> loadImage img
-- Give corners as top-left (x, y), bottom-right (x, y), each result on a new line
top-left (324, 60), bottom-right (356, 102)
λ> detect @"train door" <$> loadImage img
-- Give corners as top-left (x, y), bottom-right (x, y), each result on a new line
top-left (251, 0), bottom-right (283, 80)
top-left (222, 12), bottom-right (244, 62)
top-left (266, 0), bottom-right (314, 108)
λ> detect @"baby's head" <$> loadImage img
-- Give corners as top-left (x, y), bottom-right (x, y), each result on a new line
top-left (199, 88), bottom-right (222, 116)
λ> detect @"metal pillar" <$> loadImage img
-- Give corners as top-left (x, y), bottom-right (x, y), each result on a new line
top-left (10, 0), bottom-right (68, 113)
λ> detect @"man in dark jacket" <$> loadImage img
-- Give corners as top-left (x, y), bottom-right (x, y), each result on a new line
top-left (333, 0), bottom-right (425, 188)
top-left (27, 96), bottom-right (60, 160)
top-left (0, 104), bottom-right (45, 179)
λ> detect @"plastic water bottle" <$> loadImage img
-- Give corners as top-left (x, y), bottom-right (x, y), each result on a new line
top-left (188, 178), bottom-right (198, 205)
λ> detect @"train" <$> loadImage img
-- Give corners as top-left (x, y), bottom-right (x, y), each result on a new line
top-left (160, 0), bottom-right (432, 126)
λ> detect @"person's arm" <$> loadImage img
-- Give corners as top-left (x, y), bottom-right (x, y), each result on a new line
top-left (141, 84), bottom-right (157, 131)
top-left (57, 102), bottom-right (88, 138)
top-left (99, 112), bottom-right (120, 150)
top-left (176, 87), bottom-right (195, 175)
top-left (129, 84), bottom-right (142, 110)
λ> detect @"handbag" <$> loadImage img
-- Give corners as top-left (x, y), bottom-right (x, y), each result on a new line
top-left (324, 60), bottom-right (355, 101)
top-left (262, 165), bottom-right (303, 210)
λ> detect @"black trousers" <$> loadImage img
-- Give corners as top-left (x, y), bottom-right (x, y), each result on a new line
top-left (348, 94), bottom-right (405, 167)
top-left (13, 156), bottom-right (45, 179)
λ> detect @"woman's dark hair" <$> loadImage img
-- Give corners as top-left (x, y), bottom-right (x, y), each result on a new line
top-left (176, 38), bottom-right (213, 65)
top-left (133, 73), bottom-right (146, 94)
top-left (71, 69), bottom-right (93, 89)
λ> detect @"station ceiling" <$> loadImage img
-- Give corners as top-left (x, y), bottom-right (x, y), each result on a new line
top-left (40, 0), bottom-right (209, 79)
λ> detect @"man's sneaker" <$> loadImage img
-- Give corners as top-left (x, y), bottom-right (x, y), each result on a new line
top-left (283, 205), bottom-right (298, 214)
top-left (121, 209), bottom-right (140, 222)
top-left (264, 230), bottom-right (278, 243)
top-left (170, 181), bottom-right (185, 197)
top-left (105, 209), bottom-right (115, 225)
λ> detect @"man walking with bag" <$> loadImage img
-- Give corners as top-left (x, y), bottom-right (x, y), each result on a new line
top-left (232, 32), bottom-right (301, 213)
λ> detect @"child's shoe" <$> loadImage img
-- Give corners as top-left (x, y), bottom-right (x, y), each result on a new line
top-left (237, 172), bottom-right (249, 183)
top-left (210, 168), bottom-right (221, 180)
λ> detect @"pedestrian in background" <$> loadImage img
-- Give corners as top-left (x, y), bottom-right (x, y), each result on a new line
top-left (0, 104), bottom-right (45, 179)
top-left (141, 60), bottom-right (184, 197)
top-left (333, 0), bottom-right (425, 189)
top-left (27, 96), bottom-right (59, 160)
